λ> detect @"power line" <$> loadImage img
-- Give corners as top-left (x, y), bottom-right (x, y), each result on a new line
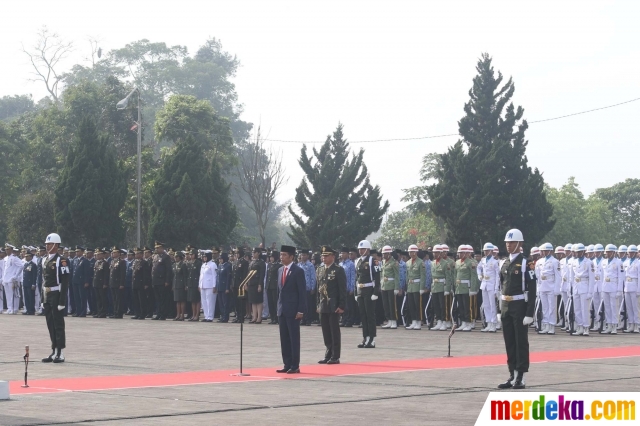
top-left (528, 96), bottom-right (640, 124)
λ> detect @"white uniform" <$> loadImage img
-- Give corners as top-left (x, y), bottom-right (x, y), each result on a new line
top-left (570, 257), bottom-right (595, 330)
top-left (591, 256), bottom-right (605, 327)
top-left (198, 260), bottom-right (218, 321)
top-left (535, 255), bottom-right (562, 331)
top-left (559, 257), bottom-right (573, 325)
top-left (477, 255), bottom-right (500, 325)
top-left (0, 255), bottom-right (4, 313)
top-left (622, 258), bottom-right (639, 330)
top-left (601, 257), bottom-right (624, 330)
top-left (2, 253), bottom-right (24, 314)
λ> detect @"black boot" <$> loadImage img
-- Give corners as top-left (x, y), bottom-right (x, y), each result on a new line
top-left (53, 348), bottom-right (65, 363)
top-left (512, 371), bottom-right (525, 389)
top-left (42, 349), bottom-right (55, 363)
top-left (497, 371), bottom-right (515, 389)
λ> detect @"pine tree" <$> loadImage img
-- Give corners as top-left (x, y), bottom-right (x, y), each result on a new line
top-left (54, 118), bottom-right (127, 246)
top-left (148, 135), bottom-right (237, 248)
top-left (288, 124), bottom-right (389, 249)
top-left (427, 54), bottom-right (554, 249)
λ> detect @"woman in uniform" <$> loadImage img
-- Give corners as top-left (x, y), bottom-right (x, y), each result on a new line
top-left (173, 251), bottom-right (188, 321)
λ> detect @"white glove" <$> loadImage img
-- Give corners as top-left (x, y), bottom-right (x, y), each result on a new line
top-left (523, 316), bottom-right (534, 326)
top-left (616, 291), bottom-right (622, 299)
top-left (40, 303), bottom-right (44, 309)
top-left (419, 290), bottom-right (425, 295)
top-left (355, 295), bottom-right (360, 300)
top-left (57, 305), bottom-right (65, 311)
top-left (444, 291), bottom-right (450, 296)
top-left (470, 291), bottom-right (477, 296)
top-left (371, 294), bottom-right (378, 301)
top-left (394, 290), bottom-right (399, 296)
top-left (587, 293), bottom-right (593, 300)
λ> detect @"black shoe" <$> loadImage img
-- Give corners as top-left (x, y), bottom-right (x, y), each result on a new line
top-left (498, 372), bottom-right (515, 389)
top-left (318, 359), bottom-right (329, 364)
top-left (287, 368), bottom-right (300, 374)
top-left (158, 317), bottom-right (166, 320)
top-left (276, 368), bottom-right (290, 373)
top-left (42, 351), bottom-right (55, 363)
top-left (344, 323), bottom-right (353, 327)
top-left (219, 319), bottom-right (229, 323)
top-left (78, 314), bottom-right (86, 317)
top-left (137, 316), bottom-right (145, 320)
top-left (512, 372), bottom-right (525, 389)
top-left (357, 341), bottom-right (367, 348)
top-left (232, 318), bottom-right (240, 323)
top-left (365, 340), bottom-right (376, 348)
top-left (145, 314), bottom-right (153, 319)
top-left (327, 359), bottom-right (340, 364)
top-left (53, 355), bottom-right (65, 363)
top-left (36, 312), bottom-right (45, 316)
top-left (131, 316), bottom-right (139, 320)
top-left (72, 313), bottom-right (78, 317)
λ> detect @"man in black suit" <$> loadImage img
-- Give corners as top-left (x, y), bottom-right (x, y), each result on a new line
top-left (276, 245), bottom-right (307, 374)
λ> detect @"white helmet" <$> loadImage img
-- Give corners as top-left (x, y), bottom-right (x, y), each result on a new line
top-left (530, 246), bottom-right (540, 256)
top-left (457, 245), bottom-right (466, 253)
top-left (564, 243), bottom-right (573, 252)
top-left (45, 233), bottom-right (62, 244)
top-left (540, 242), bottom-right (553, 251)
top-left (408, 244), bottom-right (419, 252)
top-left (605, 244), bottom-right (617, 252)
top-left (432, 244), bottom-right (442, 252)
top-left (358, 240), bottom-right (372, 250)
top-left (618, 245), bottom-right (628, 253)
top-left (441, 244), bottom-right (450, 252)
top-left (586, 244), bottom-right (595, 253)
top-left (555, 246), bottom-right (565, 254)
top-left (482, 242), bottom-right (494, 251)
top-left (594, 244), bottom-right (604, 252)
top-left (504, 229), bottom-right (524, 242)
top-left (628, 245), bottom-right (638, 253)
top-left (493, 246), bottom-right (499, 253)
top-left (465, 245), bottom-right (474, 253)
top-left (572, 243), bottom-right (585, 252)
top-left (381, 245), bottom-right (393, 254)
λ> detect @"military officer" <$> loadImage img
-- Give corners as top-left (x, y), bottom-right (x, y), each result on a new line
top-left (569, 243), bottom-right (595, 336)
top-left (497, 229), bottom-right (537, 390)
top-left (2, 244), bottom-right (23, 314)
top-left (151, 241), bottom-right (173, 320)
top-left (41, 233), bottom-right (70, 363)
top-left (267, 251), bottom-right (282, 324)
top-left (247, 247), bottom-right (266, 323)
top-left (355, 240), bottom-right (381, 348)
top-left (404, 244), bottom-right (426, 330)
top-left (172, 251), bottom-right (188, 321)
top-left (22, 250), bottom-right (38, 315)
top-left (316, 246), bottom-right (347, 364)
top-left (622, 245), bottom-right (639, 333)
top-left (558, 243), bottom-right (574, 329)
top-left (130, 248), bottom-right (146, 319)
top-left (601, 244), bottom-right (624, 334)
top-left (534, 243), bottom-right (562, 335)
top-left (217, 252), bottom-right (232, 323)
top-left (70, 246), bottom-right (91, 317)
top-left (185, 247), bottom-right (202, 321)
top-left (452, 245), bottom-right (478, 331)
top-left (440, 245), bottom-right (456, 329)
top-left (232, 248), bottom-right (249, 323)
top-left (380, 246), bottom-right (400, 329)
top-left (430, 245), bottom-right (453, 330)
top-left (199, 250), bottom-right (217, 322)
top-left (590, 244), bottom-right (605, 331)
top-left (91, 249), bottom-right (108, 318)
top-left (478, 243), bottom-right (500, 332)
top-left (298, 249), bottom-right (317, 325)
top-left (108, 247), bottom-right (127, 318)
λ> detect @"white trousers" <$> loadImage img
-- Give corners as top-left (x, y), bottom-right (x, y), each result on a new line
top-left (262, 287), bottom-right (270, 318)
top-left (572, 293), bottom-right (591, 327)
top-left (603, 292), bottom-right (618, 325)
top-left (561, 291), bottom-right (570, 322)
top-left (625, 291), bottom-right (639, 324)
top-left (592, 291), bottom-right (603, 324)
top-left (2, 282), bottom-right (17, 313)
top-left (481, 289), bottom-right (496, 323)
top-left (539, 291), bottom-right (556, 325)
top-left (201, 288), bottom-right (217, 320)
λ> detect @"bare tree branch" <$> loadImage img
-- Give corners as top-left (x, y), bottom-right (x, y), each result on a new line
top-left (236, 126), bottom-right (288, 245)
top-left (21, 26), bottom-right (73, 103)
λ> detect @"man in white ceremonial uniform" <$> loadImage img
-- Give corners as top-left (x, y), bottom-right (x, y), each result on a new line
top-left (3, 244), bottom-right (24, 314)
top-left (198, 250), bottom-right (218, 322)
top-left (622, 245), bottom-right (639, 333)
top-left (559, 244), bottom-right (574, 329)
top-left (601, 244), bottom-right (624, 334)
top-left (590, 244), bottom-right (605, 331)
top-left (536, 243), bottom-right (561, 335)
top-left (477, 243), bottom-right (500, 332)
top-left (569, 244), bottom-right (595, 336)
top-left (616, 246), bottom-right (628, 329)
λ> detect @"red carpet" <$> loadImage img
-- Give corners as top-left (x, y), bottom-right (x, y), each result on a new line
top-left (10, 345), bottom-right (640, 395)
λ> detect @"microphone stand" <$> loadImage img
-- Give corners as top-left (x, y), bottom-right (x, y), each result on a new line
top-left (22, 345), bottom-right (30, 388)
top-left (231, 321), bottom-right (250, 377)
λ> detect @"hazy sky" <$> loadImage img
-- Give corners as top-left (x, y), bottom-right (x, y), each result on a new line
top-left (2, 0), bottom-right (639, 212)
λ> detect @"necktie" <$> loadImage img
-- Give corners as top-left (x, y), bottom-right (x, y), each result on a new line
top-left (282, 266), bottom-right (287, 286)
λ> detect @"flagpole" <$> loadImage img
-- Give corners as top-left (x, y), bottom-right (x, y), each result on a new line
top-left (136, 90), bottom-right (141, 248)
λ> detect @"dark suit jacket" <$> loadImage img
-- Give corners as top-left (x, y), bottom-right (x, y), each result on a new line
top-left (218, 261), bottom-right (232, 292)
top-left (277, 263), bottom-right (307, 318)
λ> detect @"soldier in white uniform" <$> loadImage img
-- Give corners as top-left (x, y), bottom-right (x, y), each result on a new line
top-left (477, 243), bottom-right (500, 332)
top-left (569, 244), bottom-right (594, 336)
top-left (616, 245), bottom-right (628, 329)
top-left (558, 244), bottom-right (574, 329)
top-left (622, 245), bottom-right (639, 333)
top-left (2, 244), bottom-right (24, 314)
top-left (590, 244), bottom-right (605, 331)
top-left (198, 250), bottom-right (218, 322)
top-left (535, 243), bottom-right (561, 335)
top-left (601, 244), bottom-right (624, 334)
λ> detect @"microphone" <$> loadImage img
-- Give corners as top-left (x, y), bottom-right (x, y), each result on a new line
top-left (25, 345), bottom-right (29, 357)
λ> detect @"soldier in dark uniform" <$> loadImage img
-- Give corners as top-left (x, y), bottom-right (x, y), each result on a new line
top-left (109, 247), bottom-right (127, 318)
top-left (131, 248), bottom-right (146, 319)
top-left (498, 229), bottom-right (537, 390)
top-left (142, 247), bottom-right (154, 318)
top-left (152, 241), bottom-right (173, 320)
top-left (186, 247), bottom-right (202, 322)
top-left (248, 247), bottom-right (266, 323)
top-left (22, 250), bottom-right (38, 315)
top-left (232, 248), bottom-right (249, 323)
top-left (172, 251), bottom-right (188, 320)
top-left (92, 249), bottom-right (109, 318)
top-left (72, 246), bottom-right (91, 317)
top-left (267, 251), bottom-right (282, 324)
top-left (41, 233), bottom-right (70, 363)
top-left (217, 252), bottom-right (232, 322)
top-left (316, 246), bottom-right (347, 364)
top-left (355, 240), bottom-right (381, 348)
top-left (86, 248), bottom-right (96, 316)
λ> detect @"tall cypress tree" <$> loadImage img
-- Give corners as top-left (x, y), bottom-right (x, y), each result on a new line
top-left (148, 135), bottom-right (237, 248)
top-left (427, 54), bottom-right (554, 249)
top-left (288, 124), bottom-right (389, 249)
top-left (54, 117), bottom-right (127, 246)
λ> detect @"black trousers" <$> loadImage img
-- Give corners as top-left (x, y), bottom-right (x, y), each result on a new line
top-left (381, 290), bottom-right (397, 321)
top-left (44, 291), bottom-right (65, 350)
top-left (501, 300), bottom-right (530, 373)
top-left (407, 292), bottom-right (421, 323)
top-left (218, 291), bottom-right (228, 320)
top-left (305, 291), bottom-right (317, 323)
top-left (321, 313), bottom-right (341, 360)
top-left (73, 282), bottom-right (88, 315)
top-left (432, 291), bottom-right (445, 321)
top-left (24, 285), bottom-right (36, 314)
top-left (96, 286), bottom-right (108, 316)
top-left (357, 287), bottom-right (376, 339)
top-left (132, 288), bottom-right (146, 317)
top-left (111, 287), bottom-right (125, 317)
top-left (144, 286), bottom-right (154, 317)
top-left (153, 285), bottom-right (171, 318)
top-left (87, 287), bottom-right (96, 314)
top-left (445, 293), bottom-right (453, 322)
top-left (458, 293), bottom-right (470, 322)
top-left (268, 289), bottom-right (278, 322)
top-left (279, 315), bottom-right (301, 369)
top-left (345, 293), bottom-right (360, 325)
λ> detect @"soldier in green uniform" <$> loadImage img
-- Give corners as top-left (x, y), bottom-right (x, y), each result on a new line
top-left (440, 245), bottom-right (455, 329)
top-left (172, 251), bottom-right (188, 321)
top-left (186, 247), bottom-right (202, 322)
top-left (497, 229), bottom-right (537, 390)
top-left (405, 244), bottom-right (426, 330)
top-left (316, 245), bottom-right (347, 364)
top-left (92, 248), bottom-right (109, 318)
top-left (41, 233), bottom-right (70, 363)
top-left (453, 245), bottom-right (480, 331)
top-left (232, 248), bottom-right (249, 323)
top-left (130, 248), bottom-right (146, 320)
top-left (355, 240), bottom-right (381, 348)
top-left (380, 246), bottom-right (400, 329)
top-left (109, 247), bottom-right (127, 318)
top-left (430, 245), bottom-right (452, 331)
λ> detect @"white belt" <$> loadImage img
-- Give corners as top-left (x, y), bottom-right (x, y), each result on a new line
top-left (575, 278), bottom-right (588, 282)
top-left (627, 277), bottom-right (638, 282)
top-left (482, 275), bottom-right (490, 280)
top-left (358, 282), bottom-right (374, 288)
top-left (501, 294), bottom-right (525, 301)
top-left (44, 286), bottom-right (60, 292)
top-left (411, 279), bottom-right (421, 283)
top-left (385, 278), bottom-right (395, 281)
top-left (434, 279), bottom-right (445, 282)
top-left (540, 276), bottom-right (547, 280)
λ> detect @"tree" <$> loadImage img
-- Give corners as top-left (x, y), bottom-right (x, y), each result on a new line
top-left (594, 179), bottom-right (640, 243)
top-left (541, 178), bottom-right (588, 245)
top-left (375, 209), bottom-right (444, 250)
top-left (288, 124), bottom-right (389, 249)
top-left (0, 95), bottom-right (35, 122)
top-left (148, 135), bottom-right (237, 248)
top-left (54, 118), bottom-right (127, 246)
top-left (236, 127), bottom-right (287, 246)
top-left (0, 122), bottom-right (23, 242)
top-left (427, 54), bottom-right (554, 249)
top-left (8, 190), bottom-right (56, 244)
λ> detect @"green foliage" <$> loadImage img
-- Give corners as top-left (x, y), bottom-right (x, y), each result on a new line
top-left (8, 189), bottom-right (56, 244)
top-left (0, 95), bottom-right (35, 122)
top-left (288, 124), bottom-right (389, 249)
top-left (375, 209), bottom-right (445, 250)
top-left (594, 179), bottom-right (640, 243)
top-left (427, 53), bottom-right (554, 249)
top-left (148, 135), bottom-right (237, 248)
top-left (54, 118), bottom-right (127, 246)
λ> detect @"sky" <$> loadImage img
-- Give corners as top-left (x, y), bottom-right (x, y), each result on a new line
top-left (2, 0), bottom-right (639, 213)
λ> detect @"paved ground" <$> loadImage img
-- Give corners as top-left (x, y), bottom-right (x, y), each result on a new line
top-left (0, 314), bottom-right (639, 425)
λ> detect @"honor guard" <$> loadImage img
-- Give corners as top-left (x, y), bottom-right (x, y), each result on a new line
top-left (404, 245), bottom-right (426, 330)
top-left (430, 245), bottom-right (451, 331)
top-left (41, 233), bottom-right (70, 363)
top-left (440, 245), bottom-right (456, 329)
top-left (559, 243), bottom-right (574, 329)
top-left (497, 229), bottom-right (537, 390)
top-left (569, 244), bottom-right (595, 336)
top-left (478, 243), bottom-right (500, 332)
top-left (535, 243), bottom-right (561, 335)
top-left (380, 246), bottom-right (400, 329)
top-left (316, 245), bottom-right (347, 364)
top-left (453, 245), bottom-right (478, 331)
top-left (2, 244), bottom-right (23, 314)
top-left (590, 244), bottom-right (605, 331)
top-left (355, 240), bottom-right (381, 348)
top-left (622, 245), bottom-right (639, 333)
top-left (600, 245), bottom-right (624, 334)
